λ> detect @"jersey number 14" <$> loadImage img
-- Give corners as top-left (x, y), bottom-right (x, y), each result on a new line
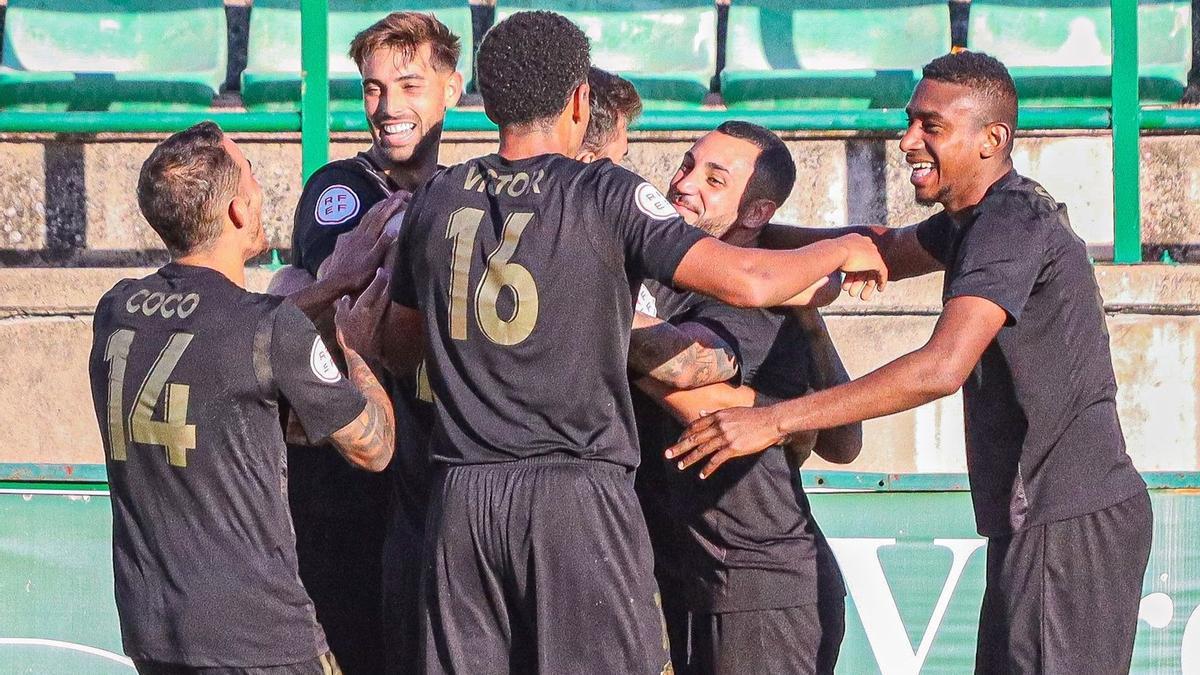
top-left (102, 329), bottom-right (197, 468)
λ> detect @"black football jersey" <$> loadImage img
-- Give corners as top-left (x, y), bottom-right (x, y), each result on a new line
top-left (391, 154), bottom-right (708, 468)
top-left (87, 263), bottom-right (366, 667)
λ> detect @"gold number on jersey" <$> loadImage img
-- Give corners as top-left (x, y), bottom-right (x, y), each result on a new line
top-left (444, 208), bottom-right (540, 346)
top-left (415, 359), bottom-right (434, 403)
top-left (103, 329), bottom-right (197, 467)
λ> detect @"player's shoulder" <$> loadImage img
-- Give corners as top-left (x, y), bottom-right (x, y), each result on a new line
top-left (981, 171), bottom-right (1062, 224)
top-left (300, 156), bottom-right (389, 228)
top-left (579, 159), bottom-right (678, 219)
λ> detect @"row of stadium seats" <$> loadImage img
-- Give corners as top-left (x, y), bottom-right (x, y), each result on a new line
top-left (0, 0), bottom-right (1192, 112)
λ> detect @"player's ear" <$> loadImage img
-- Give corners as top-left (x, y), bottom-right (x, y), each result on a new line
top-left (575, 149), bottom-right (597, 163)
top-left (571, 81), bottom-right (590, 124)
top-left (981, 121), bottom-right (1012, 160)
top-left (741, 199), bottom-right (778, 230)
top-left (443, 70), bottom-right (464, 108)
top-left (228, 193), bottom-right (251, 232)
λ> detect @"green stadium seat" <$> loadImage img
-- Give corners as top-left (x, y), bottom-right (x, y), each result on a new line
top-left (968, 0), bottom-right (1191, 106)
top-left (240, 0), bottom-right (473, 112)
top-left (0, 0), bottom-right (226, 111)
top-left (495, 1), bottom-right (718, 108)
top-left (720, 0), bottom-right (951, 110)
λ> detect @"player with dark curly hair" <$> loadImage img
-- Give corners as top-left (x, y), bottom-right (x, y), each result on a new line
top-left (383, 11), bottom-right (889, 673)
top-left (671, 51), bottom-right (1152, 675)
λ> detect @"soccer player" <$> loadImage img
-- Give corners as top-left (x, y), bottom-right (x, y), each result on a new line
top-left (385, 11), bottom-right (888, 673)
top-left (87, 122), bottom-right (395, 675)
top-left (576, 66), bottom-right (642, 164)
top-left (628, 122), bottom-right (858, 675)
top-left (272, 13), bottom-right (463, 673)
top-left (668, 52), bottom-right (1153, 674)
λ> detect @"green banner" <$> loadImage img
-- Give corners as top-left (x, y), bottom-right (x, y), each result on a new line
top-left (1, 487), bottom-right (1196, 673)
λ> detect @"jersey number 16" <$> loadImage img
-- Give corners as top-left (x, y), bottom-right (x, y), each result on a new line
top-left (445, 207), bottom-right (540, 346)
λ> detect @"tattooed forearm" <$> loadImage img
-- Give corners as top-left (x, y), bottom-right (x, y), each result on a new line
top-left (629, 319), bottom-right (738, 390)
top-left (329, 349), bottom-right (395, 472)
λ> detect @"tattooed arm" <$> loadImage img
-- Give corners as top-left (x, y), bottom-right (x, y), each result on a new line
top-left (326, 299), bottom-right (395, 472)
top-left (629, 311), bottom-right (738, 390)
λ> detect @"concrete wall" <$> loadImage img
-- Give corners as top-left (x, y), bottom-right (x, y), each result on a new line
top-left (0, 130), bottom-right (1197, 471)
top-left (1, 130), bottom-right (1197, 266)
top-left (2, 264), bottom-right (1197, 473)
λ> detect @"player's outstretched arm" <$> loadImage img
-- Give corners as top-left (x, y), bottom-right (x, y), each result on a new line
top-left (634, 378), bottom-right (819, 466)
top-left (760, 223), bottom-right (943, 283)
top-left (666, 296), bottom-right (1007, 478)
top-left (325, 297), bottom-right (396, 472)
top-left (630, 312), bottom-right (738, 389)
top-left (671, 234), bottom-right (888, 309)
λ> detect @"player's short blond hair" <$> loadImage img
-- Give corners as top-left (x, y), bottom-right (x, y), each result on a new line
top-left (349, 11), bottom-right (461, 73)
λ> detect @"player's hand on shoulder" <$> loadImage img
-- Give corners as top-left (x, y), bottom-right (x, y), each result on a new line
top-left (836, 233), bottom-right (889, 300)
top-left (333, 268), bottom-right (390, 360)
top-left (318, 196), bottom-right (404, 292)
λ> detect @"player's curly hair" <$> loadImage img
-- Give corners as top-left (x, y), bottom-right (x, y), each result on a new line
top-left (475, 11), bottom-right (590, 130)
top-left (922, 51), bottom-right (1018, 130)
top-left (582, 67), bottom-right (643, 153)
top-left (714, 121), bottom-right (795, 209)
top-left (137, 121), bottom-right (240, 256)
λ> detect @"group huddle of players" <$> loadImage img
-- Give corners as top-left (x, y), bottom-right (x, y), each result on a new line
top-left (88, 9), bottom-right (1153, 675)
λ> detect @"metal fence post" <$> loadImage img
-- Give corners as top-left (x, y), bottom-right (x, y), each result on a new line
top-left (300, 0), bottom-right (330, 182)
top-left (1111, 0), bottom-right (1142, 263)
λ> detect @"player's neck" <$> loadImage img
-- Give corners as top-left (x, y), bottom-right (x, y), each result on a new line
top-left (497, 126), bottom-right (573, 161)
top-left (174, 249), bottom-right (248, 289)
top-left (945, 158), bottom-right (1014, 220)
top-left (372, 139), bottom-right (440, 193)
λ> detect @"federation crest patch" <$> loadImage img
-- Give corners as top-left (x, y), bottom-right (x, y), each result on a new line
top-left (315, 185), bottom-right (360, 226)
top-left (636, 285), bottom-right (658, 317)
top-left (634, 182), bottom-right (677, 220)
top-left (310, 337), bottom-right (342, 383)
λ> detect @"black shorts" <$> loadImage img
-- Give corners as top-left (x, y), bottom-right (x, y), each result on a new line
top-left (975, 490), bottom-right (1152, 674)
top-left (134, 652), bottom-right (341, 675)
top-left (381, 523), bottom-right (423, 675)
top-left (420, 457), bottom-right (671, 674)
top-left (671, 596), bottom-right (844, 675)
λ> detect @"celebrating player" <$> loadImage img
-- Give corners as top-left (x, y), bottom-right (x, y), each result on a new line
top-left (270, 13), bottom-right (463, 673)
top-left (668, 52), bottom-right (1152, 674)
top-left (576, 66), bottom-right (642, 164)
top-left (87, 122), bottom-right (395, 675)
top-left (629, 122), bottom-right (858, 674)
top-left (385, 11), bottom-right (888, 673)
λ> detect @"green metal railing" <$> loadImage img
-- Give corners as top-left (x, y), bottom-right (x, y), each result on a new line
top-left (0, 0), bottom-right (1186, 262)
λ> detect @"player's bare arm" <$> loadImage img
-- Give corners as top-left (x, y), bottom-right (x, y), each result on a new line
top-left (761, 222), bottom-right (943, 283)
top-left (288, 194), bottom-right (406, 320)
top-left (634, 377), bottom-right (819, 465)
top-left (777, 272), bottom-right (840, 308)
top-left (794, 308), bottom-right (862, 464)
top-left (629, 312), bottom-right (738, 389)
top-left (667, 295), bottom-right (1006, 478)
top-left (324, 297), bottom-right (396, 472)
top-left (672, 234), bottom-right (888, 308)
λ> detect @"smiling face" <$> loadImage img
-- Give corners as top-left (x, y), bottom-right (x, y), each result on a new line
top-left (900, 78), bottom-right (1010, 213)
top-left (666, 131), bottom-right (760, 237)
top-left (361, 43), bottom-right (462, 168)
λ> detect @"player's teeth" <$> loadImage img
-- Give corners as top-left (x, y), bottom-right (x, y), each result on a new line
top-left (383, 123), bottom-right (415, 134)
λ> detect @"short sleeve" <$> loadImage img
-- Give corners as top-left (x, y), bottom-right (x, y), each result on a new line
top-left (389, 188), bottom-right (426, 309)
top-left (292, 166), bottom-right (387, 277)
top-left (945, 196), bottom-right (1049, 325)
top-left (269, 301), bottom-right (366, 442)
top-left (676, 298), bottom-right (783, 386)
top-left (595, 164), bottom-right (710, 283)
top-left (914, 211), bottom-right (956, 265)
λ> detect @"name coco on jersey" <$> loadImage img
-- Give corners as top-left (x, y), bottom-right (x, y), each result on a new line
top-left (125, 290), bottom-right (200, 319)
top-left (463, 165), bottom-right (546, 198)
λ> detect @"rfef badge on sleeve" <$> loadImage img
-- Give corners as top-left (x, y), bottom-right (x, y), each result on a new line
top-left (315, 185), bottom-right (360, 227)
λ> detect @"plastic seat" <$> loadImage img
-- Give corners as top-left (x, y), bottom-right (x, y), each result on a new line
top-left (968, 0), bottom-right (1191, 106)
top-left (720, 0), bottom-right (950, 110)
top-left (495, 1), bottom-right (717, 108)
top-left (241, 0), bottom-right (473, 112)
top-left (0, 0), bottom-right (226, 111)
